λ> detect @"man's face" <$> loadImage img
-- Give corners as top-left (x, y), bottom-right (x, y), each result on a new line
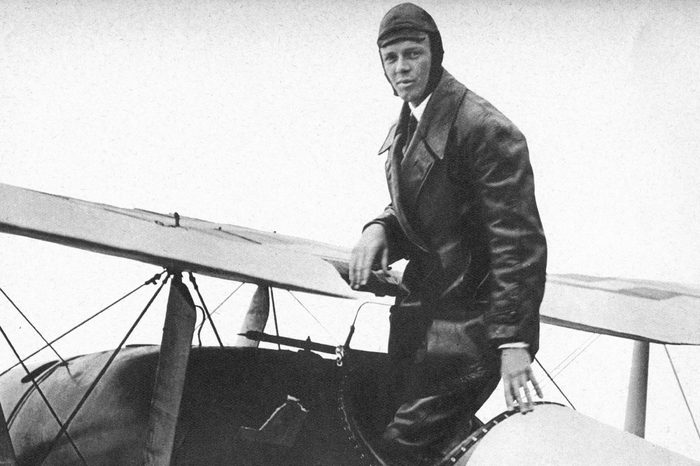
top-left (380, 37), bottom-right (432, 105)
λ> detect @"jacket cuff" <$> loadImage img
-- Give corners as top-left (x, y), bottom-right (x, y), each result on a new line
top-left (498, 342), bottom-right (529, 350)
top-left (487, 323), bottom-right (521, 348)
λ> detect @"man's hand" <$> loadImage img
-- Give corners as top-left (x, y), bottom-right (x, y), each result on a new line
top-left (349, 224), bottom-right (389, 290)
top-left (501, 347), bottom-right (542, 413)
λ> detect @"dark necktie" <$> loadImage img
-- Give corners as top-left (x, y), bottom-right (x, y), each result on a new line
top-left (403, 114), bottom-right (418, 157)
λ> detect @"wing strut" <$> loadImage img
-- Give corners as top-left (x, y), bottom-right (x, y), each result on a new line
top-left (143, 272), bottom-right (196, 466)
top-left (234, 285), bottom-right (270, 347)
top-left (624, 339), bottom-right (649, 437)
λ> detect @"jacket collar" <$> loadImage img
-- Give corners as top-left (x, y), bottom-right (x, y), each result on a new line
top-left (378, 69), bottom-right (466, 157)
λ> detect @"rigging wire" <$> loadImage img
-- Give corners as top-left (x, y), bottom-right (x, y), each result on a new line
top-left (350, 301), bottom-right (390, 327)
top-left (663, 345), bottom-right (700, 441)
top-left (270, 288), bottom-right (281, 350)
top-left (194, 282), bottom-right (244, 337)
top-left (195, 305), bottom-right (206, 347)
top-left (287, 290), bottom-right (337, 344)
top-left (534, 357), bottom-right (576, 410)
top-left (537, 333), bottom-right (601, 391)
top-left (38, 273), bottom-right (170, 466)
top-left (187, 272), bottom-right (224, 347)
top-left (0, 286), bottom-right (66, 365)
top-left (550, 334), bottom-right (601, 379)
top-left (0, 323), bottom-right (87, 465)
top-left (345, 301), bottom-right (391, 349)
top-left (0, 270), bottom-right (166, 377)
top-left (206, 283), bottom-right (244, 318)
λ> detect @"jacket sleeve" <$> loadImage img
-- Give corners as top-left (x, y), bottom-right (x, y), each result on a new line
top-left (467, 114), bottom-right (547, 351)
top-left (363, 204), bottom-right (410, 264)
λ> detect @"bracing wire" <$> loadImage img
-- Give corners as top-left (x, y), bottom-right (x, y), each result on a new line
top-left (270, 288), bottom-right (281, 350)
top-left (534, 357), bottom-right (576, 410)
top-left (187, 272), bottom-right (224, 347)
top-left (344, 301), bottom-right (392, 349)
top-left (207, 283), bottom-right (245, 317)
top-left (195, 305), bottom-right (207, 347)
top-left (287, 290), bottom-right (337, 344)
top-left (38, 273), bottom-right (170, 466)
top-left (0, 270), bottom-right (166, 377)
top-left (538, 334), bottom-right (601, 390)
top-left (0, 287), bottom-right (66, 365)
top-left (664, 345), bottom-right (700, 441)
top-left (551, 334), bottom-right (600, 375)
top-left (194, 282), bottom-right (244, 338)
top-left (0, 323), bottom-right (87, 465)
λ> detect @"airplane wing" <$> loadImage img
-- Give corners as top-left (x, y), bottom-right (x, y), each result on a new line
top-left (542, 274), bottom-right (700, 345)
top-left (369, 269), bottom-right (700, 346)
top-left (2, 183), bottom-right (697, 345)
top-left (0, 183), bottom-right (359, 298)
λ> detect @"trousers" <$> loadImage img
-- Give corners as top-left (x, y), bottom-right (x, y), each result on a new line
top-left (382, 307), bottom-right (501, 465)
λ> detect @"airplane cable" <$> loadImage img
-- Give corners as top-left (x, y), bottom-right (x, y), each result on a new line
top-left (534, 357), bottom-right (576, 410)
top-left (194, 282), bottom-right (245, 339)
top-left (536, 333), bottom-right (600, 392)
top-left (195, 305), bottom-right (206, 347)
top-left (38, 273), bottom-right (170, 466)
top-left (664, 345), bottom-right (700, 441)
top-left (344, 301), bottom-right (391, 350)
top-left (0, 286), bottom-right (66, 366)
top-left (187, 272), bottom-right (224, 347)
top-left (549, 334), bottom-right (601, 380)
top-left (206, 282), bottom-right (245, 317)
top-left (287, 291), bottom-right (337, 344)
top-left (0, 323), bottom-right (88, 465)
top-left (270, 288), bottom-right (281, 350)
top-left (0, 269), bottom-right (167, 377)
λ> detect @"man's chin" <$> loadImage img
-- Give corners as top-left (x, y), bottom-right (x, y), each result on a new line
top-left (398, 91), bottom-right (417, 103)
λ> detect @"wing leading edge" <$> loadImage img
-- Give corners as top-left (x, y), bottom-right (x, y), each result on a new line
top-left (2, 182), bottom-right (697, 345)
top-left (0, 183), bottom-right (355, 298)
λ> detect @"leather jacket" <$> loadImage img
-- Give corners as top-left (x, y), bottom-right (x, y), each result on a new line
top-left (368, 70), bottom-right (547, 357)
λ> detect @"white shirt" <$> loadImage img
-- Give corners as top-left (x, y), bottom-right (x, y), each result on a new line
top-left (409, 93), bottom-right (432, 122)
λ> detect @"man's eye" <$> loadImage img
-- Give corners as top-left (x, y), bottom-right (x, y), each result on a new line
top-left (383, 56), bottom-right (397, 64)
top-left (408, 51), bottom-right (421, 59)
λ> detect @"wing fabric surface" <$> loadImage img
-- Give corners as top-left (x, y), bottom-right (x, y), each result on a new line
top-left (0, 183), bottom-right (354, 298)
top-left (1, 183), bottom-right (697, 343)
top-left (542, 275), bottom-right (700, 345)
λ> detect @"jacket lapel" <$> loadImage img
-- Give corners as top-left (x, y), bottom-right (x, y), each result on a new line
top-left (401, 71), bottom-right (466, 202)
top-left (379, 109), bottom-right (430, 252)
top-left (419, 70), bottom-right (466, 161)
top-left (378, 70), bottom-right (468, 252)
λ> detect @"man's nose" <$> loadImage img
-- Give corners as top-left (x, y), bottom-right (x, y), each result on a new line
top-left (396, 56), bottom-right (411, 73)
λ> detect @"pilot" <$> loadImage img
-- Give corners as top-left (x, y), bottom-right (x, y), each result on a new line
top-left (349, 3), bottom-right (548, 464)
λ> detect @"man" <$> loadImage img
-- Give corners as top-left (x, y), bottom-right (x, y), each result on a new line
top-left (349, 3), bottom-right (547, 464)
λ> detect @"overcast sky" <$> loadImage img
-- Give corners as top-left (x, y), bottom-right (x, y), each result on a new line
top-left (1, 0), bottom-right (699, 460)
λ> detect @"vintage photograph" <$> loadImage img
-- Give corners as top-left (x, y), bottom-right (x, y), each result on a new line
top-left (1, 1), bottom-right (698, 464)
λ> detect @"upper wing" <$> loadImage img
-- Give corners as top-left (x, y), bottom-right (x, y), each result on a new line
top-left (4, 182), bottom-right (695, 344)
top-left (0, 183), bottom-right (358, 298)
top-left (542, 274), bottom-right (700, 345)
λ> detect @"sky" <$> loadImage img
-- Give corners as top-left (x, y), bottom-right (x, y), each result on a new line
top-left (1, 0), bottom-right (699, 460)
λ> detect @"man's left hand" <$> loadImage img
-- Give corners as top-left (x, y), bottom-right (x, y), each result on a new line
top-left (501, 347), bottom-right (542, 413)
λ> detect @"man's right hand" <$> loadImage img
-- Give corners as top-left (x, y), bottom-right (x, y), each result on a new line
top-left (349, 223), bottom-right (389, 290)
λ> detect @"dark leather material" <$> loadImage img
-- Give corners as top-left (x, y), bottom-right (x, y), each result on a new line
top-left (381, 361), bottom-right (501, 466)
top-left (372, 69), bottom-right (547, 355)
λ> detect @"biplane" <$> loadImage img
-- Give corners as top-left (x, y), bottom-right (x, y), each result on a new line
top-left (0, 182), bottom-right (698, 465)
